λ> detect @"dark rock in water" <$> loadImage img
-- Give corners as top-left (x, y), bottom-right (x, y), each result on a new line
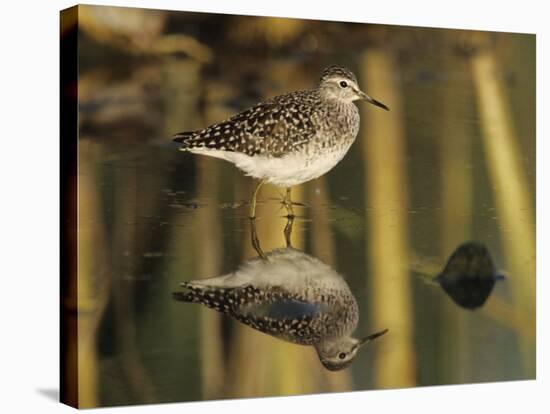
top-left (434, 242), bottom-right (505, 309)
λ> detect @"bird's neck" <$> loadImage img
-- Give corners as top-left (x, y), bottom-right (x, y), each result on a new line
top-left (318, 88), bottom-right (342, 103)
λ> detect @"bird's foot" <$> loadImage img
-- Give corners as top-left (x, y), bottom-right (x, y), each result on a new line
top-left (278, 187), bottom-right (295, 217)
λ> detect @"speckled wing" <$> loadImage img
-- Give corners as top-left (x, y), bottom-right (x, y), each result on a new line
top-left (235, 294), bottom-right (327, 344)
top-left (172, 282), bottom-right (326, 344)
top-left (241, 296), bottom-right (322, 320)
top-left (173, 282), bottom-right (323, 318)
top-left (172, 90), bottom-right (320, 157)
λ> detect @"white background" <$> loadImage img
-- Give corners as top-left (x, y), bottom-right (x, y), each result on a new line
top-left (0, 0), bottom-right (547, 412)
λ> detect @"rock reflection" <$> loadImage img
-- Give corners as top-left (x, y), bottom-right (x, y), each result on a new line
top-left (434, 242), bottom-right (505, 309)
top-left (173, 220), bottom-right (387, 371)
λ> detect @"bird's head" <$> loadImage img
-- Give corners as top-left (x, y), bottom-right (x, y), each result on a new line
top-left (315, 328), bottom-right (388, 371)
top-left (319, 65), bottom-right (389, 110)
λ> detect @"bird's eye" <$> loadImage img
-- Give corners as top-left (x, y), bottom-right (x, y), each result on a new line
top-left (338, 352), bottom-right (346, 360)
top-left (339, 81), bottom-right (348, 88)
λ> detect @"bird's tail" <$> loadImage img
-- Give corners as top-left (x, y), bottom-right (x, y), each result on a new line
top-left (172, 282), bottom-right (235, 315)
top-left (171, 131), bottom-right (196, 147)
top-left (172, 291), bottom-right (195, 302)
top-left (172, 282), bottom-right (202, 303)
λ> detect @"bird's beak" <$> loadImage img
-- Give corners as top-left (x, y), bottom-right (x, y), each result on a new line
top-left (358, 328), bottom-right (389, 348)
top-left (357, 90), bottom-right (390, 111)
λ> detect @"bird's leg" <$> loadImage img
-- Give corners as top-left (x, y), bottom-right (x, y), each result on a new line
top-left (283, 214), bottom-right (295, 247)
top-left (283, 187), bottom-right (295, 218)
top-left (250, 179), bottom-right (266, 219)
top-left (250, 217), bottom-right (267, 259)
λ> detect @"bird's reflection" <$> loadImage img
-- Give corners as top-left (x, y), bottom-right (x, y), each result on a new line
top-left (173, 218), bottom-right (387, 371)
top-left (434, 241), bottom-right (505, 309)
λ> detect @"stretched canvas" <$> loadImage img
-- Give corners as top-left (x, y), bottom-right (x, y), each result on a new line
top-left (61, 4), bottom-right (536, 408)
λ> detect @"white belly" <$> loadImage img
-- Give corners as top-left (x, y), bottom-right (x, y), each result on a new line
top-left (190, 144), bottom-right (353, 187)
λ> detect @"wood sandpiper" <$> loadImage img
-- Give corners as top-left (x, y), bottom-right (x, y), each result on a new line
top-left (172, 65), bottom-right (389, 217)
top-left (173, 246), bottom-right (388, 371)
